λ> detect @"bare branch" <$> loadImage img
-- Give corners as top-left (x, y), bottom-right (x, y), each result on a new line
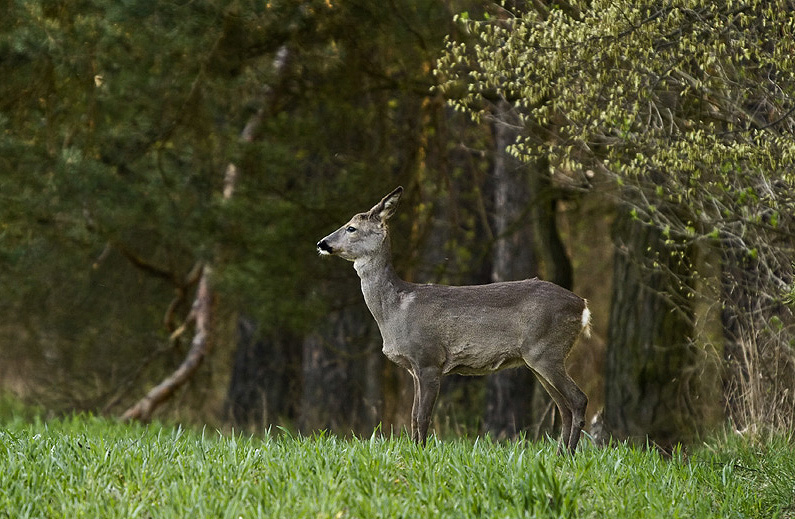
top-left (121, 267), bottom-right (213, 422)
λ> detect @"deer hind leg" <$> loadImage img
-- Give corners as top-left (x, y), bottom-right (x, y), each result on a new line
top-left (414, 366), bottom-right (441, 446)
top-left (536, 362), bottom-right (587, 452)
top-left (531, 370), bottom-right (573, 454)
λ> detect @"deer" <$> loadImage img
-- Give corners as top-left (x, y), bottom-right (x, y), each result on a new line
top-left (316, 187), bottom-right (591, 452)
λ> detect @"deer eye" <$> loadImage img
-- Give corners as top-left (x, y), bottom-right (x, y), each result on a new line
top-left (346, 226), bottom-right (357, 233)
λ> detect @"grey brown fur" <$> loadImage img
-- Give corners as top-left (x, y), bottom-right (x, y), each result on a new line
top-left (317, 187), bottom-right (590, 452)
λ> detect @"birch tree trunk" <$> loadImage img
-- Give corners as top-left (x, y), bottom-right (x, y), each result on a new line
top-left (122, 47), bottom-right (290, 422)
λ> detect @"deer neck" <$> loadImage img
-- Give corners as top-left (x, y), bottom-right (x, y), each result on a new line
top-left (353, 238), bottom-right (403, 327)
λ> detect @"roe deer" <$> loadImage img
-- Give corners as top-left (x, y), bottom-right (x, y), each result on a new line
top-left (317, 187), bottom-right (590, 452)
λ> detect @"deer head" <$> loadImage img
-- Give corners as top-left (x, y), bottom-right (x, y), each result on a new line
top-left (316, 186), bottom-right (403, 262)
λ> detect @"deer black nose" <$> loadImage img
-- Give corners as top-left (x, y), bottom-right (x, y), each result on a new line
top-left (317, 240), bottom-right (333, 254)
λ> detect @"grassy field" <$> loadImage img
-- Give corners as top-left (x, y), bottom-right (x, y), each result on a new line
top-left (0, 414), bottom-right (793, 519)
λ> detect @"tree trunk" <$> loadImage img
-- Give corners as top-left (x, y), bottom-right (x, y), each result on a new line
top-left (299, 305), bottom-right (381, 436)
top-left (531, 161), bottom-right (573, 290)
top-left (483, 102), bottom-right (538, 439)
top-left (224, 318), bottom-right (301, 430)
top-left (603, 210), bottom-right (698, 447)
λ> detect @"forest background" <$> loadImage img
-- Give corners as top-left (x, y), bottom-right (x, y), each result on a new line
top-left (1, 0), bottom-right (794, 447)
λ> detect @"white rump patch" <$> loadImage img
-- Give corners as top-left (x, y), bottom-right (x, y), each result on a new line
top-left (581, 304), bottom-right (592, 338)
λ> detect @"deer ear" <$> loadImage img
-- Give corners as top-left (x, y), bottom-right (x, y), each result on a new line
top-left (368, 186), bottom-right (403, 222)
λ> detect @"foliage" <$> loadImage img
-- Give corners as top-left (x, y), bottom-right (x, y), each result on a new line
top-left (0, 415), bottom-right (793, 518)
top-left (0, 0), bottom-right (382, 321)
top-left (435, 0), bottom-right (795, 433)
top-left (0, 0), bottom-right (309, 406)
top-left (0, 0), bottom-right (474, 415)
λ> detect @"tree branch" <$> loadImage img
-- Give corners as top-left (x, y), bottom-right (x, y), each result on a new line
top-left (115, 243), bottom-right (179, 285)
top-left (121, 266), bottom-right (212, 422)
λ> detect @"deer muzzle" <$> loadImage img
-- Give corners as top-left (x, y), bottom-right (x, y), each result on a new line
top-left (316, 239), bottom-right (334, 255)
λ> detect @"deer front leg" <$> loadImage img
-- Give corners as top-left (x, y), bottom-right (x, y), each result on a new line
top-left (410, 371), bottom-right (421, 442)
top-left (415, 366), bottom-right (441, 446)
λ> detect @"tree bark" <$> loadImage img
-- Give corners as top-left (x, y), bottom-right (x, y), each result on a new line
top-left (531, 162), bottom-right (573, 290)
top-left (298, 305), bottom-right (381, 435)
top-left (603, 210), bottom-right (697, 447)
top-left (224, 318), bottom-right (301, 430)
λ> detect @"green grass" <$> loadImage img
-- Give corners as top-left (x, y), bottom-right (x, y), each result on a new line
top-left (1, 415), bottom-right (793, 519)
